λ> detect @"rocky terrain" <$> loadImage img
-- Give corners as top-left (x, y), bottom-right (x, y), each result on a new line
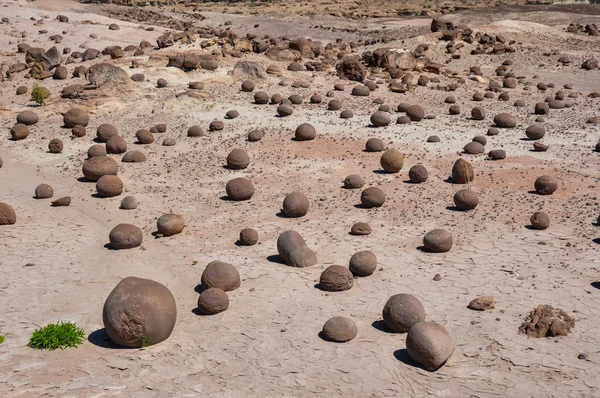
top-left (1, 0), bottom-right (600, 396)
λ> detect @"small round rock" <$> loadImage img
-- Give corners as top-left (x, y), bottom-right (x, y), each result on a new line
top-left (197, 288), bottom-right (229, 315)
top-left (530, 211), bottom-right (550, 230)
top-left (239, 228), bottom-right (259, 246)
top-left (349, 251), bottom-right (377, 277)
top-left (319, 265), bottom-right (354, 292)
top-left (423, 229), bottom-right (453, 253)
top-left (382, 293), bottom-right (426, 333)
top-left (35, 183), bottom-right (54, 199)
top-left (321, 317), bottom-right (357, 342)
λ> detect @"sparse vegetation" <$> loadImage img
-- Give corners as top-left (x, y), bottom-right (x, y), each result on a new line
top-left (0, 335), bottom-right (5, 345)
top-left (28, 321), bottom-right (85, 350)
top-left (30, 84), bottom-right (50, 106)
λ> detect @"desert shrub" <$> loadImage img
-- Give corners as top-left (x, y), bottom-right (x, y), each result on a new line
top-left (28, 321), bottom-right (85, 350)
top-left (31, 84), bottom-right (50, 105)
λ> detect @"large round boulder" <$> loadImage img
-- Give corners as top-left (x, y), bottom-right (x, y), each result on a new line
top-left (16, 110), bottom-right (38, 125)
top-left (106, 136), bottom-right (127, 154)
top-left (96, 175), bottom-right (123, 197)
top-left (406, 105), bottom-right (425, 121)
top-left (96, 124), bottom-right (118, 142)
top-left (239, 228), bottom-right (259, 246)
top-left (423, 229), bottom-right (453, 252)
top-left (453, 189), bottom-right (479, 210)
top-left (370, 111), bottom-right (391, 127)
top-left (103, 277), bottom-right (176, 347)
top-left (295, 123), bottom-right (316, 141)
top-left (344, 175), bottom-right (365, 189)
top-left (406, 321), bottom-right (454, 371)
top-left (201, 261), bottom-right (241, 292)
top-left (361, 187), bottom-right (386, 208)
top-left (35, 184), bottom-right (54, 199)
top-left (63, 108), bottom-right (90, 127)
top-left (82, 156), bottom-right (118, 182)
top-left (226, 149), bottom-right (249, 170)
top-left (225, 178), bottom-right (254, 201)
top-left (109, 223), bottom-right (143, 249)
top-left (319, 265), bottom-right (354, 292)
top-left (282, 192), bottom-right (309, 218)
top-left (277, 230), bottom-right (317, 268)
top-left (408, 165), bottom-right (428, 183)
top-left (525, 124), bottom-right (545, 140)
top-left (349, 250), bottom-right (376, 277)
top-left (10, 124), bottom-right (29, 140)
top-left (530, 211), bottom-right (550, 230)
top-left (0, 203), bottom-right (16, 225)
top-left (380, 149), bottom-right (404, 173)
top-left (321, 317), bottom-right (357, 342)
top-left (197, 288), bottom-right (229, 315)
top-left (493, 113), bottom-right (517, 128)
top-left (534, 175), bottom-right (557, 195)
top-left (382, 293), bottom-right (426, 333)
top-left (157, 214), bottom-right (185, 236)
top-left (365, 138), bottom-right (385, 152)
top-left (451, 158), bottom-right (474, 184)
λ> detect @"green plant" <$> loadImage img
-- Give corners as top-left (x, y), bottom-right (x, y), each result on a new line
top-left (30, 83), bottom-right (50, 105)
top-left (0, 335), bottom-right (4, 345)
top-left (28, 321), bottom-right (85, 350)
top-left (141, 336), bottom-right (151, 348)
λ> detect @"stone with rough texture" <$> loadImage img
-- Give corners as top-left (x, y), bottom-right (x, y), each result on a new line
top-left (82, 156), bottom-right (118, 182)
top-left (534, 175), bottom-right (557, 195)
top-left (409, 165), bottom-right (428, 183)
top-left (239, 228), bottom-right (259, 246)
top-left (96, 175), bottom-right (123, 197)
top-left (201, 261), bottom-right (241, 292)
top-left (0, 203), bottom-right (16, 225)
top-left (451, 159), bottom-right (474, 184)
top-left (361, 187), bottom-right (386, 208)
top-left (406, 321), bottom-right (455, 371)
top-left (530, 211), bottom-right (550, 230)
top-left (349, 251), bottom-right (377, 277)
top-left (157, 214), bottom-right (185, 236)
top-left (109, 223), bottom-right (143, 249)
top-left (382, 293), bottom-right (426, 333)
top-left (226, 178), bottom-right (254, 201)
top-left (519, 304), bottom-right (575, 338)
top-left (350, 222), bottom-right (371, 235)
top-left (282, 192), bottom-right (309, 218)
top-left (322, 317), bottom-right (357, 342)
top-left (453, 189), bottom-right (479, 210)
top-left (380, 149), bottom-right (404, 173)
top-left (468, 296), bottom-right (495, 311)
top-left (197, 288), bottom-right (229, 315)
top-left (319, 265), bottom-right (354, 292)
top-left (423, 229), bottom-right (453, 252)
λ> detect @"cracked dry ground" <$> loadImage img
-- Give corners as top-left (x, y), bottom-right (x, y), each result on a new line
top-left (1, 0), bottom-right (600, 397)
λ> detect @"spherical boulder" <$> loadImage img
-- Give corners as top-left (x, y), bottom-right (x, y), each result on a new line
top-left (241, 80), bottom-right (255, 92)
top-left (209, 121), bottom-right (224, 131)
top-left (106, 136), bottom-right (127, 154)
top-left (328, 100), bottom-right (342, 110)
top-left (225, 178), bottom-right (254, 201)
top-left (350, 222), bottom-right (371, 235)
top-left (247, 129), bottom-right (264, 142)
top-left (109, 223), bottom-right (143, 249)
top-left (10, 124), bottom-right (28, 140)
top-left (0, 203), bottom-right (16, 225)
top-left (370, 111), bottom-right (391, 127)
top-left (97, 124), bottom-right (118, 142)
top-left (254, 91), bottom-right (269, 104)
top-left (349, 250), bottom-right (376, 277)
top-left (406, 105), bottom-right (425, 121)
top-left (226, 149), bottom-right (250, 170)
top-left (344, 175), bottom-right (365, 189)
top-left (406, 321), bottom-right (454, 371)
top-left (156, 78), bottom-right (168, 88)
top-left (201, 261), bottom-right (240, 292)
top-left (122, 150), bottom-right (146, 163)
top-left (63, 108), bottom-right (89, 127)
top-left (157, 213), bottom-right (185, 236)
top-left (282, 192), bottom-right (309, 218)
top-left (277, 104), bottom-right (293, 117)
top-left (197, 288), bottom-right (229, 315)
top-left (239, 228), bottom-right (259, 246)
top-left (82, 156), bottom-right (118, 182)
top-left (16, 110), bottom-right (38, 125)
top-left (295, 123), bottom-right (316, 141)
top-left (380, 149), bottom-right (404, 173)
top-left (423, 229), bottom-right (453, 253)
top-left (525, 124), bottom-right (545, 140)
top-left (120, 196), bottom-right (138, 210)
top-left (72, 125), bottom-right (86, 137)
top-left (487, 127), bottom-right (499, 136)
top-left (365, 138), bottom-right (385, 152)
top-left (88, 144), bottom-right (106, 158)
top-left (453, 189), bottom-right (479, 210)
top-left (103, 277), bottom-right (176, 347)
top-left (361, 187), bottom-right (385, 208)
top-left (535, 102), bottom-right (550, 115)
top-left (187, 126), bottom-right (205, 137)
top-left (409, 165), bottom-right (428, 183)
top-left (463, 141), bottom-right (485, 154)
top-left (225, 110), bottom-right (239, 119)
top-left (472, 136), bottom-right (487, 146)
top-left (534, 175), bottom-right (557, 195)
top-left (451, 158), bottom-right (474, 184)
top-left (488, 149), bottom-right (506, 160)
top-left (321, 317), bottom-right (357, 342)
top-left (96, 175), bottom-right (123, 197)
top-left (382, 293), bottom-right (426, 333)
top-left (530, 211), bottom-right (550, 230)
top-left (493, 113), bottom-right (517, 128)
top-left (470, 106), bottom-right (486, 120)
top-left (35, 183), bottom-right (54, 199)
top-left (48, 138), bottom-right (63, 153)
top-left (319, 265), bottom-right (354, 292)
top-left (276, 230), bottom-right (317, 267)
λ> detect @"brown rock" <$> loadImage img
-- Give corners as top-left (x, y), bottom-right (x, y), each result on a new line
top-left (136, 129), bottom-right (154, 144)
top-left (408, 165), bottom-right (428, 183)
top-left (406, 105), bottom-right (425, 121)
top-left (525, 124), bottom-right (545, 140)
top-left (88, 144), bottom-right (106, 158)
top-left (349, 251), bottom-right (376, 277)
top-left (350, 222), bottom-right (371, 235)
top-left (16, 110), bottom-right (38, 125)
top-left (453, 189), bottom-right (479, 210)
top-left (239, 228), bottom-right (258, 246)
top-left (282, 192), bottom-right (309, 217)
top-left (519, 304), bottom-right (575, 338)
top-left (63, 108), bottom-right (89, 127)
top-left (35, 184), bottom-right (54, 199)
top-left (277, 230), bottom-right (317, 268)
top-left (201, 261), bottom-right (241, 292)
top-left (380, 149), bottom-right (404, 173)
top-left (451, 158), bottom-right (474, 184)
top-left (226, 149), bottom-right (250, 169)
top-left (120, 196), bottom-right (138, 210)
top-left (361, 187), bottom-right (386, 208)
top-left (344, 175), bottom-right (365, 189)
top-left (406, 321), bottom-right (454, 371)
top-left (122, 150), bottom-right (146, 163)
top-left (493, 113), bottom-right (517, 128)
top-left (82, 156), bottom-right (118, 182)
top-left (197, 288), bottom-right (229, 315)
top-left (295, 123), bottom-right (316, 141)
top-left (370, 111), bottom-right (391, 127)
top-left (423, 229), bottom-right (453, 253)
top-left (10, 124), bottom-right (29, 140)
top-left (534, 175), bottom-right (558, 195)
top-left (321, 317), bottom-right (357, 342)
top-left (467, 296), bottom-right (495, 311)
top-left (0, 203), bottom-right (16, 225)
top-left (226, 178), bottom-right (254, 201)
top-left (96, 124), bottom-right (118, 142)
top-left (365, 138), bottom-right (385, 152)
top-left (157, 214), bottom-right (185, 236)
top-left (106, 136), bottom-right (127, 154)
top-left (319, 265), bottom-right (354, 292)
top-left (48, 138), bottom-right (63, 153)
top-left (530, 211), bottom-right (550, 230)
top-left (109, 223), bottom-right (142, 249)
top-left (382, 293), bottom-right (426, 333)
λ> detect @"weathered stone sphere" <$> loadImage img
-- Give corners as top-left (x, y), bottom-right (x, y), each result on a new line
top-left (406, 105), bottom-right (425, 121)
top-left (109, 223), bottom-right (143, 249)
top-left (488, 149), bottom-right (506, 160)
top-left (319, 265), bottom-right (354, 292)
top-left (241, 79), bottom-right (255, 92)
top-left (487, 127), bottom-right (499, 136)
top-left (209, 121), bottom-right (223, 131)
top-left (451, 158), bottom-right (474, 184)
top-left (162, 138), bottom-right (176, 147)
top-left (344, 175), bottom-right (365, 189)
top-left (449, 105), bottom-right (460, 115)
top-left (87, 144), bottom-right (106, 158)
top-left (120, 196), bottom-right (138, 210)
top-left (239, 228), bottom-right (259, 245)
top-left (157, 78), bottom-right (168, 88)
top-left (493, 113), bottom-right (517, 128)
top-left (96, 124), bottom-right (118, 142)
top-left (423, 229), bottom-right (453, 253)
top-left (72, 125), bottom-right (86, 137)
top-left (197, 288), bottom-right (229, 315)
top-left (351, 85), bottom-right (370, 96)
top-left (473, 135), bottom-right (487, 146)
top-left (276, 230), bottom-right (317, 268)
top-left (96, 175), bottom-right (123, 197)
top-left (380, 149), bottom-right (404, 173)
top-left (427, 135), bottom-right (440, 143)
top-left (226, 178), bottom-right (254, 201)
top-left (322, 317), bottom-right (357, 342)
top-left (225, 110), bottom-right (239, 119)
top-left (382, 293), bottom-right (426, 333)
top-left (277, 104), bottom-right (293, 117)
top-left (35, 183), bottom-right (54, 199)
top-left (282, 192), bottom-right (309, 217)
top-left (16, 110), bottom-right (38, 125)
top-left (0, 203), bottom-right (17, 225)
top-left (187, 126), bottom-right (206, 137)
top-left (535, 102), bottom-right (550, 115)
top-left (463, 141), bottom-right (485, 154)
top-left (247, 129), bottom-right (264, 142)
top-left (122, 150), bottom-right (146, 163)
top-left (288, 94), bottom-right (303, 105)
top-left (453, 189), bottom-right (479, 210)
top-left (530, 211), bottom-right (550, 230)
top-left (408, 165), bottom-right (428, 183)
top-left (328, 100), bottom-right (342, 110)
top-left (82, 156), bottom-right (118, 182)
top-left (365, 138), bottom-right (385, 152)
top-left (48, 138), bottom-right (63, 153)
top-left (16, 86), bottom-right (27, 95)
top-left (534, 175), bottom-right (557, 195)
top-left (254, 91), bottom-right (269, 104)
top-left (10, 124), bottom-right (28, 140)
top-left (201, 261), bottom-right (241, 292)
top-left (295, 123), bottom-right (316, 141)
top-left (533, 142), bottom-right (548, 152)
top-left (525, 124), bottom-right (545, 140)
top-left (157, 213), bottom-right (185, 236)
top-left (361, 187), bottom-right (385, 208)
top-left (226, 149), bottom-right (250, 170)
top-left (106, 136), bottom-right (127, 154)
top-left (270, 93), bottom-right (283, 104)
top-left (370, 111), bottom-right (391, 127)
top-left (103, 277), bottom-right (176, 347)
top-left (63, 108), bottom-right (89, 127)
top-left (406, 321), bottom-right (455, 371)
top-left (349, 250), bottom-right (377, 277)
top-left (310, 93), bottom-right (322, 103)
top-left (514, 99), bottom-right (526, 107)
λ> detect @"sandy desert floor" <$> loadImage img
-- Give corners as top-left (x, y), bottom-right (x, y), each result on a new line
top-left (1, 0), bottom-right (600, 396)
